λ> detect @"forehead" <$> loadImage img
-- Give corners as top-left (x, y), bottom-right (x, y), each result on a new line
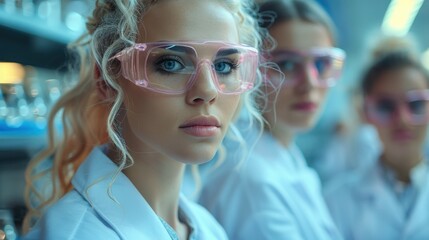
top-left (137, 0), bottom-right (239, 43)
top-left (269, 20), bottom-right (332, 52)
top-left (370, 67), bottom-right (428, 96)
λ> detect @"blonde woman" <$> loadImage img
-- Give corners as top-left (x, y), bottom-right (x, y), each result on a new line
top-left (21, 0), bottom-right (262, 239)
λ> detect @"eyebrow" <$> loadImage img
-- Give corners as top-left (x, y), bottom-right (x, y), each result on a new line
top-left (217, 48), bottom-right (240, 57)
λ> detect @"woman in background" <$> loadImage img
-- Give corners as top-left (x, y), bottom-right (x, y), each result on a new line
top-left (324, 51), bottom-right (429, 240)
top-left (198, 0), bottom-right (345, 239)
top-left (21, 0), bottom-right (262, 239)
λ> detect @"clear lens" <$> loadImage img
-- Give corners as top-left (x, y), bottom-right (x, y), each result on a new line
top-left (269, 48), bottom-right (345, 88)
top-left (366, 92), bottom-right (429, 125)
top-left (409, 100), bottom-right (427, 115)
top-left (145, 45), bottom-right (197, 92)
top-left (372, 98), bottom-right (396, 122)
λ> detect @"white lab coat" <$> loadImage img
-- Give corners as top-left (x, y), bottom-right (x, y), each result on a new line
top-left (324, 160), bottom-right (429, 240)
top-left (22, 146), bottom-right (227, 240)
top-left (198, 126), bottom-right (342, 240)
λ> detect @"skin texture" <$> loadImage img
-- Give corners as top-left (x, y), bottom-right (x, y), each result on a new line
top-left (365, 67), bottom-right (429, 182)
top-left (107, 0), bottom-right (242, 238)
top-left (264, 20), bottom-right (333, 146)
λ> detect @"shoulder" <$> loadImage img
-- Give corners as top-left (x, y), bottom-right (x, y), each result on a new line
top-left (323, 162), bottom-right (378, 201)
top-left (22, 190), bottom-right (119, 240)
top-left (323, 169), bottom-right (363, 205)
top-left (201, 135), bottom-right (296, 209)
top-left (322, 166), bottom-right (376, 236)
top-left (201, 154), bottom-right (291, 214)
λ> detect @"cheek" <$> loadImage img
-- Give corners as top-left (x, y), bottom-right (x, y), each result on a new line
top-left (274, 88), bottom-right (294, 112)
top-left (415, 125), bottom-right (428, 141)
top-left (221, 95), bottom-right (241, 118)
top-left (315, 87), bottom-right (328, 101)
top-left (277, 87), bottom-right (293, 103)
top-left (215, 95), bottom-right (241, 131)
top-left (374, 126), bottom-right (390, 142)
top-left (123, 92), bottom-right (153, 118)
top-left (124, 93), bottom-right (179, 131)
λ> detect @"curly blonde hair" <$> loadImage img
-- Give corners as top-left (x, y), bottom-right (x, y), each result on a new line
top-left (23, 0), bottom-right (264, 233)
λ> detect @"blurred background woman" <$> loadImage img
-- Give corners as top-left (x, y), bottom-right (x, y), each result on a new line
top-left (324, 50), bottom-right (429, 240)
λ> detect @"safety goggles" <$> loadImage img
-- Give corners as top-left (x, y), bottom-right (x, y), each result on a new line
top-left (364, 90), bottom-right (429, 125)
top-left (111, 41), bottom-right (259, 95)
top-left (267, 47), bottom-right (345, 88)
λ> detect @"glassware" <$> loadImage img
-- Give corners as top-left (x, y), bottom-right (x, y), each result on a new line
top-left (4, 84), bottom-right (31, 128)
top-left (0, 209), bottom-right (17, 240)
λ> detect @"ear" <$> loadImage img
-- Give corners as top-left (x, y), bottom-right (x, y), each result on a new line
top-left (95, 64), bottom-right (114, 100)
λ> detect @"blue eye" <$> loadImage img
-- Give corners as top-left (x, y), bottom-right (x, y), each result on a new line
top-left (314, 56), bottom-right (332, 74)
top-left (375, 99), bottom-right (396, 119)
top-left (214, 60), bottom-right (236, 75)
top-left (409, 100), bottom-right (427, 115)
top-left (155, 55), bottom-right (187, 74)
top-left (277, 60), bottom-right (297, 73)
top-left (158, 59), bottom-right (185, 72)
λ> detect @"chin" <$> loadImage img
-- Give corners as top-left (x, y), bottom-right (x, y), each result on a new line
top-left (175, 146), bottom-right (218, 165)
top-left (289, 119), bottom-right (316, 132)
top-left (390, 140), bottom-right (418, 150)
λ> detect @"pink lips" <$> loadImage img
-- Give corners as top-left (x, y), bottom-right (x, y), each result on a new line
top-left (179, 116), bottom-right (221, 137)
top-left (392, 129), bottom-right (414, 141)
top-left (291, 101), bottom-right (318, 112)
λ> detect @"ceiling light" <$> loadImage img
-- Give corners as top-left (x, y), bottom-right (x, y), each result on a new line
top-left (381, 0), bottom-right (424, 36)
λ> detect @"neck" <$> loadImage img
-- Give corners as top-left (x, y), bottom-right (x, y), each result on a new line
top-left (106, 146), bottom-right (185, 231)
top-left (264, 115), bottom-right (295, 147)
top-left (381, 150), bottom-right (423, 183)
top-left (269, 125), bottom-right (294, 147)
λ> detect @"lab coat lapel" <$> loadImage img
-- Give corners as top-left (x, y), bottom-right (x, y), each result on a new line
top-left (403, 173), bottom-right (429, 238)
top-left (358, 165), bottom-right (403, 228)
top-left (283, 144), bottom-right (338, 239)
top-left (72, 147), bottom-right (172, 239)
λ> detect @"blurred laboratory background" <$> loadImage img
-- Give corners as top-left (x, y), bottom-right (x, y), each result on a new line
top-left (0, 0), bottom-right (428, 239)
top-left (0, 1), bottom-right (92, 239)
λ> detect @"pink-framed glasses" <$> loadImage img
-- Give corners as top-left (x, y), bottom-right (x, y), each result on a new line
top-left (110, 41), bottom-right (259, 95)
top-left (267, 47), bottom-right (345, 88)
top-left (364, 89), bottom-right (429, 125)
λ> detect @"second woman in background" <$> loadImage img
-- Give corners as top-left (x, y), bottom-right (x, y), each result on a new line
top-left (198, 0), bottom-right (345, 239)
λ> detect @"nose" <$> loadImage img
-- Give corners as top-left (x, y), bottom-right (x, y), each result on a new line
top-left (295, 62), bottom-right (318, 93)
top-left (394, 104), bottom-right (411, 126)
top-left (185, 60), bottom-right (218, 105)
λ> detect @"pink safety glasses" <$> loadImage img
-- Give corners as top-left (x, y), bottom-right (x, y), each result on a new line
top-left (110, 41), bottom-right (259, 95)
top-left (267, 47), bottom-right (345, 88)
top-left (364, 89), bottom-right (429, 125)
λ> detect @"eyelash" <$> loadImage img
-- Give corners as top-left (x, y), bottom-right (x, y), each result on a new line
top-left (154, 55), bottom-right (185, 74)
top-left (153, 55), bottom-right (239, 75)
top-left (214, 58), bottom-right (239, 71)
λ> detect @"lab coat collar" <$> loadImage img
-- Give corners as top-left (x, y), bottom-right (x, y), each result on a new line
top-left (404, 161), bottom-right (429, 237)
top-left (71, 146), bottom-right (172, 239)
top-left (357, 163), bottom-right (403, 224)
top-left (358, 160), bottom-right (429, 237)
top-left (258, 131), bottom-right (307, 170)
top-left (409, 160), bottom-right (428, 193)
top-left (380, 159), bottom-right (428, 194)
